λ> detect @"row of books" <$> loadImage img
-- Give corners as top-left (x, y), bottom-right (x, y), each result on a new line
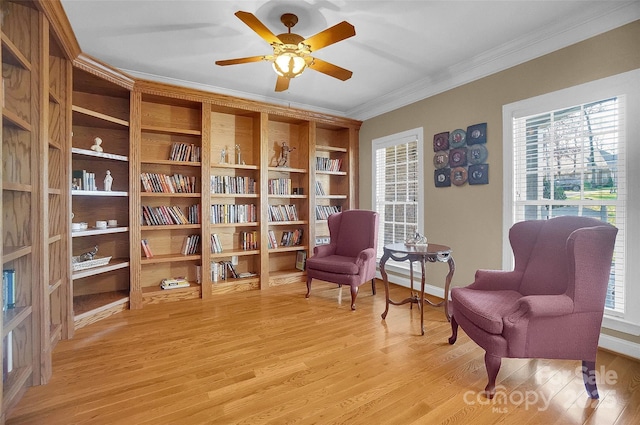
top-left (315, 181), bottom-right (326, 196)
top-left (210, 175), bottom-right (256, 194)
top-left (210, 204), bottom-right (257, 224)
top-left (169, 142), bottom-right (201, 162)
top-left (210, 233), bottom-right (223, 253)
top-left (181, 234), bottom-right (200, 255)
top-left (267, 228), bottom-right (304, 249)
top-left (316, 205), bottom-right (341, 220)
top-left (71, 170), bottom-right (98, 191)
top-left (316, 157), bottom-right (343, 172)
top-left (211, 260), bottom-right (239, 282)
top-left (140, 172), bottom-right (197, 193)
top-left (141, 204), bottom-right (199, 226)
top-left (268, 178), bottom-right (292, 195)
top-left (240, 231), bottom-right (259, 250)
top-left (268, 204), bottom-right (299, 222)
top-left (2, 269), bottom-right (16, 311)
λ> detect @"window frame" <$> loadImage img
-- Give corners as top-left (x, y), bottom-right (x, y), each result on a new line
top-left (502, 69), bottom-right (640, 336)
top-left (371, 127), bottom-right (425, 275)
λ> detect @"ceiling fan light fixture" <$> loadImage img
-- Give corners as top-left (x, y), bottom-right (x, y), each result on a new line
top-left (272, 52), bottom-right (307, 78)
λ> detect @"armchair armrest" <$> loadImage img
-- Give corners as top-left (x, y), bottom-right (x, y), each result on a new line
top-left (467, 270), bottom-right (523, 291)
top-left (313, 243), bottom-right (337, 257)
top-left (508, 294), bottom-right (574, 322)
top-left (355, 248), bottom-right (375, 267)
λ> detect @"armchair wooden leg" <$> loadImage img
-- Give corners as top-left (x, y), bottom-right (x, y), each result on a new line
top-left (371, 279), bottom-right (376, 295)
top-left (350, 286), bottom-right (359, 310)
top-left (484, 353), bottom-right (501, 399)
top-left (305, 277), bottom-right (312, 299)
top-left (448, 315), bottom-right (458, 345)
top-left (582, 360), bottom-right (599, 399)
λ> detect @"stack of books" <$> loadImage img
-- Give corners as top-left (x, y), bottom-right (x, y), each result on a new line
top-left (160, 277), bottom-right (189, 290)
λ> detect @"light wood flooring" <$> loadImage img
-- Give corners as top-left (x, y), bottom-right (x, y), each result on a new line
top-left (8, 281), bottom-right (640, 424)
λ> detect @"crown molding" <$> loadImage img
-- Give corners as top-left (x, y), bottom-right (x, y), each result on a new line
top-left (348, 1), bottom-right (640, 121)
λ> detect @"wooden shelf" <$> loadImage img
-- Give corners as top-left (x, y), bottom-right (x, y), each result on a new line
top-left (1, 32), bottom-right (31, 70)
top-left (2, 365), bottom-right (33, 412)
top-left (210, 249), bottom-right (260, 259)
top-left (268, 220), bottom-right (308, 226)
top-left (210, 278), bottom-right (260, 294)
top-left (72, 105), bottom-right (129, 128)
top-left (71, 259), bottom-right (130, 280)
top-left (211, 163), bottom-right (259, 170)
top-left (210, 193), bottom-right (259, 199)
top-left (2, 107), bottom-right (32, 131)
top-left (140, 254), bottom-right (200, 265)
top-left (73, 291), bottom-right (129, 318)
top-left (72, 226), bottom-right (129, 237)
top-left (141, 124), bottom-right (201, 136)
top-left (316, 145), bottom-right (348, 153)
top-left (2, 181), bottom-right (32, 192)
top-left (140, 159), bottom-right (200, 167)
top-left (209, 222), bottom-right (259, 228)
top-left (316, 170), bottom-right (347, 176)
top-left (316, 195), bottom-right (348, 199)
top-left (72, 147), bottom-right (128, 162)
top-left (140, 192), bottom-right (200, 198)
top-left (269, 246), bottom-right (308, 253)
top-left (71, 190), bottom-right (128, 197)
top-left (268, 194), bottom-right (307, 199)
top-left (2, 245), bottom-right (32, 263)
top-left (3, 306), bottom-right (33, 337)
top-left (268, 167), bottom-right (307, 174)
top-left (48, 278), bottom-right (63, 295)
top-left (141, 224), bottom-right (200, 231)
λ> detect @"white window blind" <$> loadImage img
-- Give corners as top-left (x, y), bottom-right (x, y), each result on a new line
top-left (512, 97), bottom-right (626, 314)
top-left (504, 70), bottom-right (640, 338)
top-left (372, 129), bottom-right (424, 264)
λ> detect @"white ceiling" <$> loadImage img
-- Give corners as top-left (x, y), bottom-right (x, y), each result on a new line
top-left (60, 0), bottom-right (640, 121)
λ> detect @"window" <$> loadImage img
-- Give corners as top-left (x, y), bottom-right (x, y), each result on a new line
top-left (372, 128), bottom-right (424, 266)
top-left (503, 69), bottom-right (640, 335)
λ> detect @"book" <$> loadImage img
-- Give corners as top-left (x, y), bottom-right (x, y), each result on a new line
top-left (3, 269), bottom-right (16, 310)
top-left (141, 239), bottom-right (153, 258)
top-left (160, 277), bottom-right (189, 289)
top-left (295, 251), bottom-right (307, 271)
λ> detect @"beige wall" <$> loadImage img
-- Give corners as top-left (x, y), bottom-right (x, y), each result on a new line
top-left (359, 21), bottom-right (640, 343)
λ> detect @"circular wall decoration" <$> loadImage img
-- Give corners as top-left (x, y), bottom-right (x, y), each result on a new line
top-left (451, 167), bottom-right (468, 186)
top-left (466, 123), bottom-right (487, 145)
top-left (449, 147), bottom-right (467, 167)
top-left (434, 168), bottom-right (451, 187)
top-left (467, 144), bottom-right (488, 164)
top-left (433, 151), bottom-right (449, 169)
top-left (433, 132), bottom-right (450, 152)
top-left (449, 129), bottom-right (466, 148)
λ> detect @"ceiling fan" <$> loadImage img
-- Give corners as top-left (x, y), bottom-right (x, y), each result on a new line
top-left (215, 11), bottom-right (356, 92)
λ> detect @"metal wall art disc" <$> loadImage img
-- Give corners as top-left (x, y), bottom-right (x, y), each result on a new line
top-left (433, 132), bottom-right (450, 152)
top-left (433, 151), bottom-right (449, 169)
top-left (449, 148), bottom-right (467, 167)
top-left (466, 123), bottom-right (487, 145)
top-left (449, 129), bottom-right (466, 148)
top-left (451, 166), bottom-right (468, 186)
top-left (468, 163), bottom-right (489, 185)
top-left (434, 168), bottom-right (451, 187)
top-left (467, 144), bottom-right (488, 164)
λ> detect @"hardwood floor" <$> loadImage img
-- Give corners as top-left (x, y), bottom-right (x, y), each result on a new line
top-left (8, 282), bottom-right (640, 424)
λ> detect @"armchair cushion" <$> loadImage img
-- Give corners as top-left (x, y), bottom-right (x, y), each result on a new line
top-left (451, 288), bottom-right (522, 335)
top-left (305, 255), bottom-right (359, 275)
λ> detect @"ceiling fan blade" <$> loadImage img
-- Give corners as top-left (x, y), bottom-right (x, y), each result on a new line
top-left (275, 76), bottom-right (290, 92)
top-left (235, 11), bottom-right (281, 45)
top-left (303, 21), bottom-right (355, 52)
top-left (308, 58), bottom-right (353, 81)
top-left (215, 56), bottom-right (266, 66)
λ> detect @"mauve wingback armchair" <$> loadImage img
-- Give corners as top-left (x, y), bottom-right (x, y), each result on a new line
top-left (306, 210), bottom-right (379, 310)
top-left (448, 216), bottom-right (617, 399)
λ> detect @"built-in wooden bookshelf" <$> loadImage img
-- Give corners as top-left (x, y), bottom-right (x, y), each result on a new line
top-left (70, 58), bottom-right (133, 330)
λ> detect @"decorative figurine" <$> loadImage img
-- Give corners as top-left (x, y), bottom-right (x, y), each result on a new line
top-left (235, 144), bottom-right (242, 165)
top-left (78, 246), bottom-right (98, 262)
top-left (91, 137), bottom-right (103, 152)
top-left (405, 232), bottom-right (428, 246)
top-left (276, 141), bottom-right (296, 167)
top-left (104, 170), bottom-right (113, 191)
top-left (220, 147), bottom-right (226, 164)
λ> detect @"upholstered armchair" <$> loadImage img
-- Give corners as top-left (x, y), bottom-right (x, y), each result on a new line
top-left (448, 216), bottom-right (617, 399)
top-left (306, 210), bottom-right (379, 310)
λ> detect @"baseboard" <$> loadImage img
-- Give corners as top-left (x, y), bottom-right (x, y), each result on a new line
top-left (598, 333), bottom-right (640, 360)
